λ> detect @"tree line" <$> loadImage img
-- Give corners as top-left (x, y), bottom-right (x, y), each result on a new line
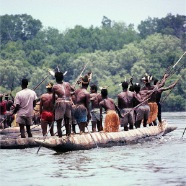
top-left (0, 13), bottom-right (185, 111)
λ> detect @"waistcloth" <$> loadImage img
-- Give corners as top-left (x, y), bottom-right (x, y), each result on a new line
top-left (120, 108), bottom-right (134, 127)
top-left (104, 110), bottom-right (120, 132)
top-left (90, 108), bottom-right (100, 122)
top-left (147, 102), bottom-right (158, 124)
top-left (41, 111), bottom-right (54, 122)
top-left (135, 105), bottom-right (150, 121)
top-left (54, 98), bottom-right (72, 120)
top-left (73, 104), bottom-right (87, 123)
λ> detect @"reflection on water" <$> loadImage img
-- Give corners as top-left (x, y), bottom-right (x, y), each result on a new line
top-left (0, 112), bottom-right (186, 186)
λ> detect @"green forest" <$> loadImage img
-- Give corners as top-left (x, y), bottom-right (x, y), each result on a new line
top-left (0, 14), bottom-right (185, 111)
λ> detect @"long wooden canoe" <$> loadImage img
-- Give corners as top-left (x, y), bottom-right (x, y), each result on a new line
top-left (0, 121), bottom-right (176, 150)
top-left (0, 125), bottom-right (41, 134)
top-left (34, 120), bottom-right (177, 152)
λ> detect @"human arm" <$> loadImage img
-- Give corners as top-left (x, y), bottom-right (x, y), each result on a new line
top-left (12, 104), bottom-right (20, 115)
top-left (85, 93), bottom-right (91, 123)
top-left (158, 73), bottom-right (169, 88)
top-left (158, 79), bottom-right (178, 93)
top-left (100, 106), bottom-right (102, 127)
top-left (114, 103), bottom-right (123, 118)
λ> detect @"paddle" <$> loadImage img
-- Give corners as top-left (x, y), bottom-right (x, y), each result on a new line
top-left (73, 61), bottom-right (89, 88)
top-left (33, 69), bottom-right (55, 91)
top-left (86, 126), bottom-right (98, 148)
top-left (160, 78), bottom-right (180, 104)
top-left (181, 127), bottom-right (186, 138)
top-left (36, 120), bottom-right (55, 154)
top-left (164, 52), bottom-right (186, 79)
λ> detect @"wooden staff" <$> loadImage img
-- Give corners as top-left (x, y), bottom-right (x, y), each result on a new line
top-left (73, 61), bottom-right (89, 88)
top-left (33, 69), bottom-right (55, 91)
top-left (165, 52), bottom-right (186, 78)
top-left (86, 126), bottom-right (98, 148)
top-left (36, 120), bottom-right (55, 154)
top-left (160, 78), bottom-right (180, 104)
top-left (182, 128), bottom-right (186, 138)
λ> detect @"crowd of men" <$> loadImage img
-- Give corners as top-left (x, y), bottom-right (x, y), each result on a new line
top-left (0, 70), bottom-right (177, 138)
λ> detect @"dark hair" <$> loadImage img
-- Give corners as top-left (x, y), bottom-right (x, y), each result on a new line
top-left (122, 81), bottom-right (128, 89)
top-left (55, 72), bottom-right (63, 82)
top-left (101, 89), bottom-right (108, 97)
top-left (22, 79), bottom-right (28, 86)
top-left (81, 75), bottom-right (89, 87)
top-left (90, 84), bottom-right (97, 92)
top-left (134, 83), bottom-right (141, 92)
top-left (154, 79), bottom-right (158, 85)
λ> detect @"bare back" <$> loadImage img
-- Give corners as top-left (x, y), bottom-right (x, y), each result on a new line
top-left (90, 92), bottom-right (102, 109)
top-left (52, 82), bottom-right (72, 99)
top-left (40, 93), bottom-right (54, 112)
top-left (118, 91), bottom-right (135, 109)
top-left (75, 88), bottom-right (90, 109)
top-left (99, 98), bottom-right (115, 112)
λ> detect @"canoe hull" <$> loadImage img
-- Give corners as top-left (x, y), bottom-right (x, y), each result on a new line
top-left (35, 121), bottom-right (177, 152)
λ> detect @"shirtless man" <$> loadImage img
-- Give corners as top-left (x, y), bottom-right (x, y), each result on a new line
top-left (53, 72), bottom-right (73, 137)
top-left (73, 75), bottom-right (90, 133)
top-left (0, 94), bottom-right (7, 128)
top-left (4, 93), bottom-right (14, 127)
top-left (40, 82), bottom-right (54, 136)
top-left (141, 74), bottom-right (168, 125)
top-left (118, 81), bottom-right (135, 131)
top-left (153, 78), bottom-right (178, 124)
top-left (99, 88), bottom-right (120, 132)
top-left (133, 83), bottom-right (150, 128)
top-left (90, 84), bottom-right (103, 132)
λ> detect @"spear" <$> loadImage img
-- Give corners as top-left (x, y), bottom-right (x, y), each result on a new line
top-left (160, 78), bottom-right (181, 104)
top-left (73, 61), bottom-right (89, 88)
top-left (182, 128), bottom-right (186, 138)
top-left (165, 52), bottom-right (186, 78)
top-left (33, 69), bottom-right (55, 91)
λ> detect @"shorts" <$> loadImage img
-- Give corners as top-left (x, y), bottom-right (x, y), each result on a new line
top-left (16, 115), bottom-right (33, 126)
top-left (41, 111), bottom-right (54, 122)
top-left (120, 108), bottom-right (134, 127)
top-left (73, 104), bottom-right (87, 123)
top-left (55, 99), bottom-right (72, 120)
top-left (90, 108), bottom-right (100, 122)
top-left (135, 105), bottom-right (150, 121)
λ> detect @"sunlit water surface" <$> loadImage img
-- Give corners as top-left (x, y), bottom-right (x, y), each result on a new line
top-left (0, 112), bottom-right (186, 186)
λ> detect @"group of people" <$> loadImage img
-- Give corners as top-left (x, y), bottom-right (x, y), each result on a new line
top-left (0, 93), bottom-right (14, 128)
top-left (0, 70), bottom-right (177, 138)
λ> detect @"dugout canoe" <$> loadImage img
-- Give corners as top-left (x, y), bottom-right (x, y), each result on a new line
top-left (0, 125), bottom-right (41, 135)
top-left (35, 120), bottom-right (177, 152)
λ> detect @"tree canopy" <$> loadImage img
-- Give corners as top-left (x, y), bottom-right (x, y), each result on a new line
top-left (0, 14), bottom-right (185, 111)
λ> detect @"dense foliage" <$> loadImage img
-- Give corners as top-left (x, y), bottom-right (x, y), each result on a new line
top-left (0, 14), bottom-right (185, 111)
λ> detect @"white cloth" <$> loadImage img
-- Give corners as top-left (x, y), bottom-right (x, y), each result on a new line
top-left (14, 88), bottom-right (37, 117)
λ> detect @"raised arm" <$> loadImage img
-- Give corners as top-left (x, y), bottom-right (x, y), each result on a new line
top-left (158, 79), bottom-right (178, 93)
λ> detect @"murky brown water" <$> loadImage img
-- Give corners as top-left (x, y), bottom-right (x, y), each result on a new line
top-left (0, 112), bottom-right (186, 186)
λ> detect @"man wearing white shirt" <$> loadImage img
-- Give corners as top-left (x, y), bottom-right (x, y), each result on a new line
top-left (13, 79), bottom-right (37, 138)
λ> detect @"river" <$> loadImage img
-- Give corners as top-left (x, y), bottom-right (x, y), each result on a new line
top-left (0, 112), bottom-right (186, 186)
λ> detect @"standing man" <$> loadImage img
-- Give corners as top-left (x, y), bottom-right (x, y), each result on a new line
top-left (4, 93), bottom-right (14, 127)
top-left (153, 78), bottom-right (178, 124)
top-left (13, 79), bottom-right (37, 138)
top-left (99, 88), bottom-right (120, 132)
top-left (73, 75), bottom-right (90, 134)
top-left (52, 71), bottom-right (73, 137)
top-left (118, 81), bottom-right (135, 131)
top-left (0, 94), bottom-right (7, 128)
top-left (40, 82), bottom-right (54, 136)
top-left (141, 73), bottom-right (168, 125)
top-left (133, 83), bottom-right (150, 128)
top-left (90, 84), bottom-right (103, 132)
